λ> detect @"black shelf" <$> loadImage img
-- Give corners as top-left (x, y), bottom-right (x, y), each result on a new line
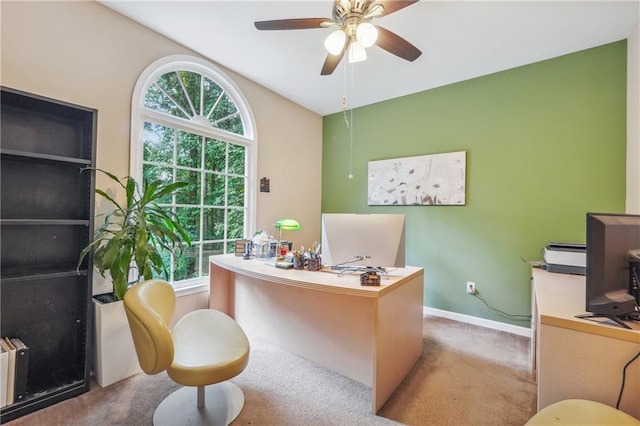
top-left (1, 149), bottom-right (92, 166)
top-left (1, 265), bottom-right (88, 283)
top-left (0, 87), bottom-right (96, 423)
top-left (0, 379), bottom-right (86, 421)
top-left (1, 155), bottom-right (92, 221)
top-left (0, 219), bottom-right (90, 226)
top-left (0, 89), bottom-right (94, 160)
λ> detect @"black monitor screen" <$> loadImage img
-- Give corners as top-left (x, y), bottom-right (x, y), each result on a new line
top-left (585, 213), bottom-right (639, 318)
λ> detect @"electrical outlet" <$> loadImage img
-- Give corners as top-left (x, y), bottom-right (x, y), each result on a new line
top-left (466, 281), bottom-right (476, 295)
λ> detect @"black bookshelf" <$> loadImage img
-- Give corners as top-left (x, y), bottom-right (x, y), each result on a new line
top-left (0, 87), bottom-right (96, 423)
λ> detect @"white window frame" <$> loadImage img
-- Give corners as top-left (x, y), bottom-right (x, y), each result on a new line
top-left (130, 55), bottom-right (257, 295)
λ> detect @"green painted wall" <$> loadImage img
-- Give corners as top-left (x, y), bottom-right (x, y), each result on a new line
top-left (321, 41), bottom-right (627, 327)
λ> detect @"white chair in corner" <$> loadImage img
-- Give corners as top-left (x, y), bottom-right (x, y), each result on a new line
top-left (124, 279), bottom-right (250, 426)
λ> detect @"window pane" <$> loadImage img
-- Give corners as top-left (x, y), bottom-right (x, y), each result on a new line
top-left (211, 94), bottom-right (237, 121)
top-left (202, 242), bottom-right (225, 276)
top-left (226, 241), bottom-right (236, 254)
top-left (204, 138), bottom-right (226, 172)
top-left (228, 143), bottom-right (245, 175)
top-left (152, 249), bottom-right (172, 280)
top-left (177, 131), bottom-right (202, 169)
top-left (227, 208), bottom-right (244, 240)
top-left (174, 244), bottom-right (198, 281)
top-left (203, 78), bottom-right (223, 117)
top-left (204, 172), bottom-right (225, 206)
top-left (176, 207), bottom-right (200, 241)
top-left (179, 71), bottom-right (202, 116)
top-left (143, 165), bottom-right (174, 204)
top-left (203, 208), bottom-right (225, 240)
top-left (143, 122), bottom-right (174, 164)
top-left (217, 114), bottom-right (244, 135)
top-left (176, 169), bottom-right (201, 205)
top-left (155, 72), bottom-right (193, 119)
top-left (210, 94), bottom-right (237, 122)
top-left (228, 176), bottom-right (245, 207)
top-left (144, 85), bottom-right (189, 120)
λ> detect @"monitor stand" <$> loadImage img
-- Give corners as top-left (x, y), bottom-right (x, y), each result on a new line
top-left (575, 313), bottom-right (632, 329)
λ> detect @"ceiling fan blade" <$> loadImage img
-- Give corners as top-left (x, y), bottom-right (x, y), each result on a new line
top-left (376, 0), bottom-right (420, 17)
top-left (374, 26), bottom-right (422, 62)
top-left (321, 37), bottom-right (350, 75)
top-left (254, 18), bottom-right (330, 31)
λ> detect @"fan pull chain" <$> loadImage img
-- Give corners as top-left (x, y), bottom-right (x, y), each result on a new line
top-left (347, 62), bottom-right (354, 179)
top-left (348, 106), bottom-right (354, 179)
top-left (342, 95), bottom-right (350, 128)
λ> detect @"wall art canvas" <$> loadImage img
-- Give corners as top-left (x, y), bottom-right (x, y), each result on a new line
top-left (368, 151), bottom-right (466, 206)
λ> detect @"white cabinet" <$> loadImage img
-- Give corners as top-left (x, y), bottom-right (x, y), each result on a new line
top-left (531, 268), bottom-right (640, 419)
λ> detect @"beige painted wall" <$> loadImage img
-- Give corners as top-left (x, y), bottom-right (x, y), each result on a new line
top-left (627, 19), bottom-right (640, 213)
top-left (1, 1), bottom-right (323, 310)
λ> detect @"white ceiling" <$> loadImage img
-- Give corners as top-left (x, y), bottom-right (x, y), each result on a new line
top-left (101, 0), bottom-right (639, 116)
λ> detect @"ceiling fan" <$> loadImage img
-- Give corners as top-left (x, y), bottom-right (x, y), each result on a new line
top-left (254, 0), bottom-right (422, 76)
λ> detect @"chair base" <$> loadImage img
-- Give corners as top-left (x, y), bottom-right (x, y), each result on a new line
top-left (153, 382), bottom-right (244, 426)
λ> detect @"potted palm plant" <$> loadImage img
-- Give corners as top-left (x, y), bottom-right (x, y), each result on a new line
top-left (79, 168), bottom-right (191, 387)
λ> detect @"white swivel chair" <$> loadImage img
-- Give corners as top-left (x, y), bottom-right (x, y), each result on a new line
top-left (525, 399), bottom-right (640, 425)
top-left (124, 279), bottom-right (250, 426)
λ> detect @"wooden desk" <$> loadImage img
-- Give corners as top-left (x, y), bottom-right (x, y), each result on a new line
top-left (209, 254), bottom-right (424, 413)
top-left (531, 268), bottom-right (640, 418)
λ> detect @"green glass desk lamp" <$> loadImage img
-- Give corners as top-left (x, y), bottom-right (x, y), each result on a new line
top-left (274, 219), bottom-right (300, 259)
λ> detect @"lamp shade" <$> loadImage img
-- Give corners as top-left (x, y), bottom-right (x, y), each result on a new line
top-left (274, 219), bottom-right (301, 231)
top-left (324, 29), bottom-right (346, 55)
top-left (348, 41), bottom-right (367, 63)
top-left (356, 22), bottom-right (378, 48)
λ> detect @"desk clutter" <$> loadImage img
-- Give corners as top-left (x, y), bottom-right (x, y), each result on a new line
top-left (235, 237), bottom-right (388, 286)
top-left (235, 235), bottom-right (323, 272)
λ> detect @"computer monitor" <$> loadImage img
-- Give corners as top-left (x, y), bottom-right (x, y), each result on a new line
top-left (320, 213), bottom-right (406, 270)
top-left (577, 213), bottom-right (640, 328)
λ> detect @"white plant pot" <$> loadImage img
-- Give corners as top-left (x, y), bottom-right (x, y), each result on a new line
top-left (92, 297), bottom-right (141, 387)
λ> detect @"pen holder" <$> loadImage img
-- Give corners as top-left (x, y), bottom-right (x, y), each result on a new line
top-left (253, 242), bottom-right (269, 259)
top-left (293, 256), bottom-right (305, 270)
top-left (307, 257), bottom-right (321, 272)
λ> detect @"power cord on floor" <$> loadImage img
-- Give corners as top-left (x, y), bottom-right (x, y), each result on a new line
top-left (616, 346), bottom-right (640, 409)
top-left (471, 291), bottom-right (532, 322)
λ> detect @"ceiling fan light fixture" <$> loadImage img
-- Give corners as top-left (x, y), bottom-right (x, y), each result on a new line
top-left (254, 0), bottom-right (422, 76)
top-left (348, 41), bottom-right (367, 63)
top-left (356, 22), bottom-right (378, 48)
top-left (324, 29), bottom-right (346, 55)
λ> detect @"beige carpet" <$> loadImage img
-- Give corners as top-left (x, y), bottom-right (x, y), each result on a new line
top-left (7, 315), bottom-right (537, 425)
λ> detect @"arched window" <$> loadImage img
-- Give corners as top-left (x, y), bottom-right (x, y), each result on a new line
top-left (131, 55), bottom-right (256, 290)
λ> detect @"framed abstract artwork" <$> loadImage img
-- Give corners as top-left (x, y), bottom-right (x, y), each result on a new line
top-left (368, 151), bottom-right (466, 206)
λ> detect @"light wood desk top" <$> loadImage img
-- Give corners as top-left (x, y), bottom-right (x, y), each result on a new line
top-left (209, 253), bottom-right (423, 298)
top-left (532, 268), bottom-right (640, 343)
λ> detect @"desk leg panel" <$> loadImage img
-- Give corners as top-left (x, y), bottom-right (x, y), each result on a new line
top-left (374, 271), bottom-right (424, 412)
top-left (209, 262), bottom-right (232, 314)
top-left (232, 274), bottom-right (375, 387)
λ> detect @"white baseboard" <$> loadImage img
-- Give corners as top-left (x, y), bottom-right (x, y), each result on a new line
top-left (423, 306), bottom-right (532, 338)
